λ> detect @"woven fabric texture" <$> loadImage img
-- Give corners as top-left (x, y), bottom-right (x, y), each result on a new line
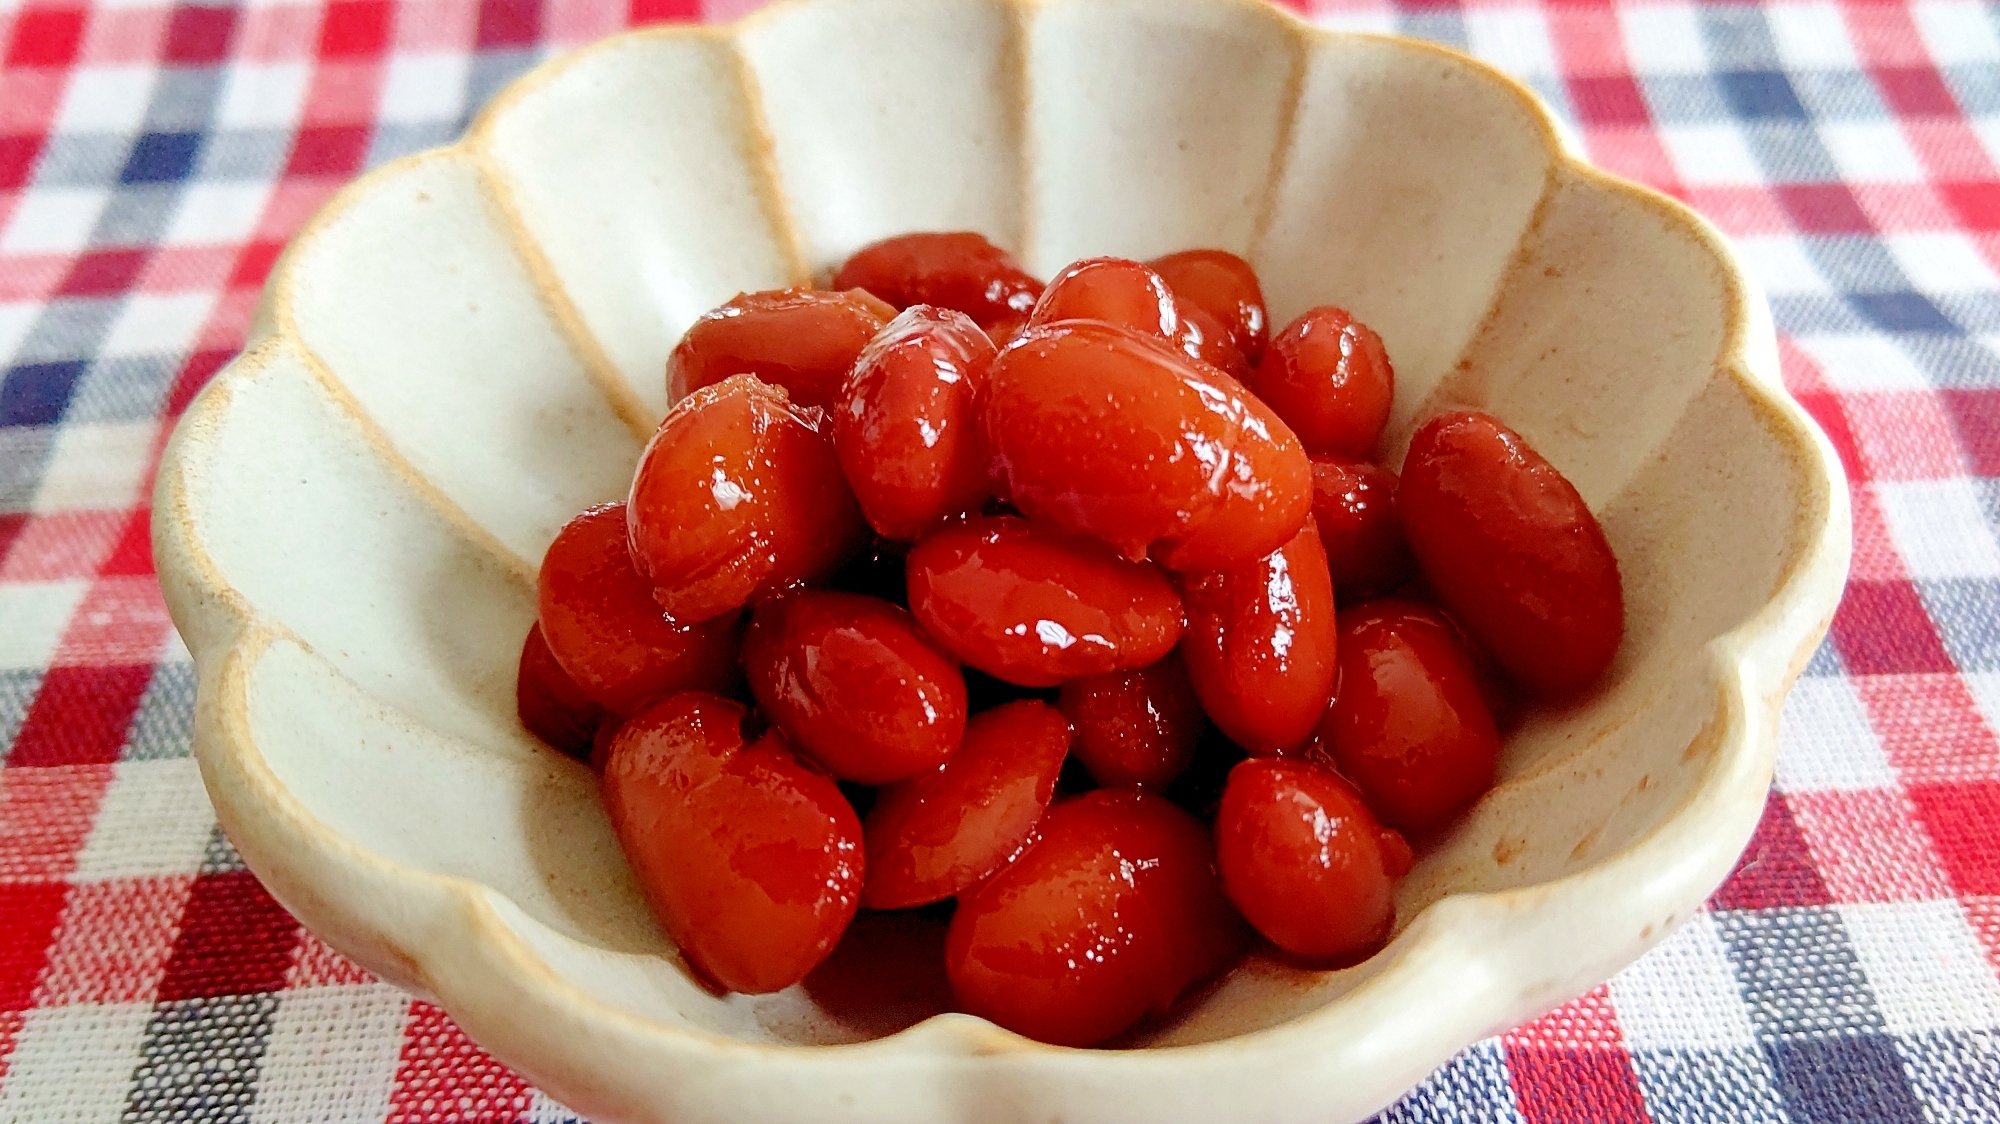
top-left (1, 0), bottom-right (1996, 1121)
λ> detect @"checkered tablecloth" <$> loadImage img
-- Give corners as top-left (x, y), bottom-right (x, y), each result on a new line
top-left (1, 0), bottom-right (1995, 1120)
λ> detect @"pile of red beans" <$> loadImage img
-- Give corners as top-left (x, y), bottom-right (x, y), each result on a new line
top-left (516, 232), bottom-right (1625, 1048)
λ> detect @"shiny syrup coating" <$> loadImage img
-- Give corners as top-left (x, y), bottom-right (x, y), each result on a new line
top-left (600, 692), bottom-right (862, 994)
top-left (1320, 598), bottom-right (1500, 832)
top-left (1248, 306), bottom-right (1394, 459)
top-left (515, 622), bottom-right (605, 757)
top-left (1029, 257), bottom-right (1244, 375)
top-left (1215, 756), bottom-right (1407, 962)
top-left (1176, 304), bottom-right (1250, 378)
top-left (945, 789), bottom-right (1245, 1047)
top-left (1058, 651), bottom-right (1206, 789)
top-left (667, 287), bottom-right (894, 410)
top-left (1310, 458), bottom-right (1415, 598)
top-left (1029, 257), bottom-right (1179, 338)
top-left (1150, 249), bottom-right (1269, 364)
top-left (742, 590), bottom-right (967, 785)
top-left (981, 320), bottom-right (1312, 573)
top-left (985, 315), bottom-right (1030, 350)
top-left (1178, 518), bottom-right (1339, 754)
top-left (535, 503), bottom-right (741, 714)
top-left (627, 374), bottom-right (868, 624)
top-left (1398, 410), bottom-right (1624, 695)
top-left (905, 514), bottom-right (1184, 687)
top-left (861, 699), bottom-right (1071, 909)
top-left (832, 305), bottom-right (997, 541)
top-left (832, 231), bottom-right (1042, 328)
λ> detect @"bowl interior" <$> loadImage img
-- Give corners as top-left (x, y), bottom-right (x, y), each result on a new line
top-left (173, 0), bottom-right (1831, 1054)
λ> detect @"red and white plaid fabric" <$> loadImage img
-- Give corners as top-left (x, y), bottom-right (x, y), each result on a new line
top-left (1, 1), bottom-right (1996, 1121)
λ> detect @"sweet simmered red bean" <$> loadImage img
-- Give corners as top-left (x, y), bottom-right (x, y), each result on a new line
top-left (862, 700), bottom-right (1070, 909)
top-left (1249, 306), bottom-right (1394, 459)
top-left (1150, 249), bottom-right (1269, 364)
top-left (1216, 757), bottom-right (1408, 962)
top-left (600, 692), bottom-right (862, 994)
top-left (523, 236), bottom-right (1636, 1044)
top-left (627, 374), bottom-right (867, 623)
top-left (1178, 518), bottom-right (1339, 754)
top-left (945, 790), bottom-right (1244, 1047)
top-left (742, 590), bottom-right (965, 785)
top-left (1310, 458), bottom-right (1414, 598)
top-left (516, 622), bottom-right (605, 757)
top-left (982, 320), bottom-right (1311, 572)
top-left (1399, 410), bottom-right (1624, 695)
top-left (668, 287), bottom-right (894, 410)
top-left (833, 305), bottom-right (995, 541)
top-left (832, 231), bottom-right (1042, 328)
top-left (1059, 652), bottom-right (1205, 789)
top-left (1030, 256), bottom-right (1178, 338)
top-left (1177, 305), bottom-right (1249, 377)
top-left (536, 502), bottom-right (741, 714)
top-left (1030, 256), bottom-right (1245, 375)
top-left (1320, 599), bottom-right (1500, 832)
top-left (906, 514), bottom-right (1183, 687)
top-left (985, 315), bottom-right (1030, 349)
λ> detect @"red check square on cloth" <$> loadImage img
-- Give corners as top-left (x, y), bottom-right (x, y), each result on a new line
top-left (1, 0), bottom-right (1996, 1120)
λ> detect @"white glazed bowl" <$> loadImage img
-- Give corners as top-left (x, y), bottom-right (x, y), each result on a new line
top-left (153, 0), bottom-right (1851, 1121)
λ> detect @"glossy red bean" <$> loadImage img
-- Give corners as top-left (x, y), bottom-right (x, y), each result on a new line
top-left (1178, 518), bottom-right (1339, 754)
top-left (1320, 599), bottom-right (1500, 832)
top-left (1249, 307), bottom-right (1394, 459)
top-left (982, 321), bottom-right (1312, 573)
top-left (1150, 249), bottom-right (1269, 364)
top-left (1058, 652), bottom-right (1205, 789)
top-left (1029, 257), bottom-right (1244, 376)
top-left (1398, 410), bottom-right (1624, 695)
top-left (743, 591), bottom-right (967, 785)
top-left (667, 287), bottom-right (894, 411)
top-left (862, 699), bottom-right (1070, 909)
top-left (535, 503), bottom-right (742, 714)
top-left (516, 622), bottom-right (605, 756)
top-left (832, 232), bottom-right (1042, 328)
top-left (1310, 458), bottom-right (1414, 598)
top-left (1177, 304), bottom-right (1250, 378)
top-left (1030, 257), bottom-right (1179, 338)
top-left (906, 514), bottom-right (1184, 687)
top-left (832, 305), bottom-right (996, 541)
top-left (986, 315), bottom-right (1030, 350)
top-left (945, 790), bottom-right (1244, 1047)
top-left (627, 374), bottom-right (868, 623)
top-left (1215, 757), bottom-right (1406, 962)
top-left (600, 692), bottom-right (862, 994)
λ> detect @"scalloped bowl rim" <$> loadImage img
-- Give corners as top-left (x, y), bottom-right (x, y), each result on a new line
top-left (152, 1), bottom-right (1853, 1120)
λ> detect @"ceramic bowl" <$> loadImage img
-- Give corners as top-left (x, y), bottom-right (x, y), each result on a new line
top-left (152, 0), bottom-right (1852, 1120)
